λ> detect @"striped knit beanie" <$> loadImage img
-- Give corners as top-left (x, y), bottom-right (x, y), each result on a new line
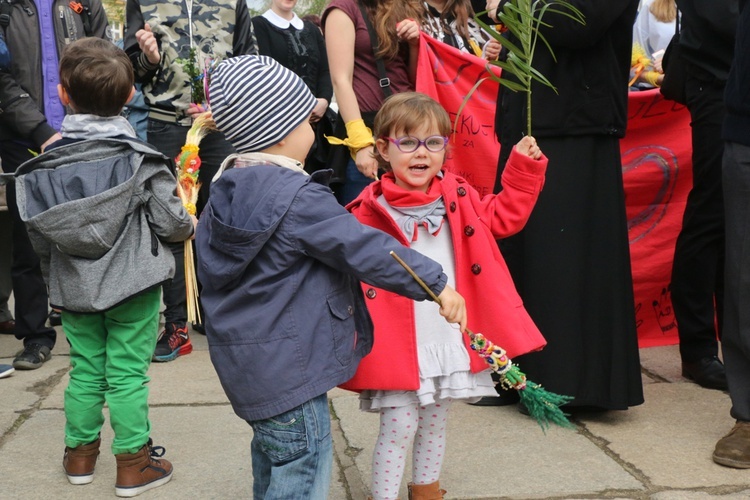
top-left (209, 55), bottom-right (317, 153)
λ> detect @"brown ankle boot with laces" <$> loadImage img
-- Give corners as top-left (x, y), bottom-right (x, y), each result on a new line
top-left (114, 439), bottom-right (173, 497)
top-left (63, 437), bottom-right (101, 485)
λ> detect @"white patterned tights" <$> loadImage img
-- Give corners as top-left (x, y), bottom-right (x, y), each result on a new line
top-left (370, 399), bottom-right (451, 500)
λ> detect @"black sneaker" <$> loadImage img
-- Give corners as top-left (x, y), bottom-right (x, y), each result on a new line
top-left (191, 322), bottom-right (205, 335)
top-left (13, 343), bottom-right (52, 370)
top-left (152, 323), bottom-right (192, 362)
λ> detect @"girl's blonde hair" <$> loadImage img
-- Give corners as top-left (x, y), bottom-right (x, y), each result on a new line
top-left (372, 92), bottom-right (452, 171)
top-left (363, 0), bottom-right (424, 60)
top-left (649, 0), bottom-right (677, 23)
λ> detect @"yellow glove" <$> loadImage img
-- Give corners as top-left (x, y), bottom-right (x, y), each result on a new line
top-left (326, 119), bottom-right (375, 159)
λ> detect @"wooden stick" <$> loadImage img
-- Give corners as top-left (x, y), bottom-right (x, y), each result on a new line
top-left (390, 251), bottom-right (478, 337)
top-left (389, 251), bottom-right (441, 304)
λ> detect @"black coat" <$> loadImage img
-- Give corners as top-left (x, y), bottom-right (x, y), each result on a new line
top-left (677, 0), bottom-right (738, 82)
top-left (495, 0), bottom-right (639, 149)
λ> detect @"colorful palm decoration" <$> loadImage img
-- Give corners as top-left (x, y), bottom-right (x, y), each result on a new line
top-left (390, 251), bottom-right (574, 431)
top-left (175, 114), bottom-right (214, 324)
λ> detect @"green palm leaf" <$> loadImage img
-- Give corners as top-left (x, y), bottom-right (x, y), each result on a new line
top-left (474, 1), bottom-right (585, 136)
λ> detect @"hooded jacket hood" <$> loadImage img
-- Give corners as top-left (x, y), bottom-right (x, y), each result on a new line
top-left (199, 156), bottom-right (317, 291)
top-left (16, 138), bottom-right (164, 259)
top-left (14, 135), bottom-right (193, 312)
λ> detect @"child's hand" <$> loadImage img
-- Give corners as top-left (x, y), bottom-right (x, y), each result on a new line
top-left (485, 39), bottom-right (502, 61)
top-left (516, 136), bottom-right (542, 160)
top-left (186, 103), bottom-right (207, 117)
top-left (437, 285), bottom-right (467, 332)
top-left (190, 215), bottom-right (198, 240)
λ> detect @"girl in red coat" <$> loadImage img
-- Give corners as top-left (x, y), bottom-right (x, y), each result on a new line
top-left (346, 92), bottom-right (548, 500)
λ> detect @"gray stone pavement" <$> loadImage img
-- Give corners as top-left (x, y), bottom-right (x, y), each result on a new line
top-left (2, 325), bottom-right (750, 499)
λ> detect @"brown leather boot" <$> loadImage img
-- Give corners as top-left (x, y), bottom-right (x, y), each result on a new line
top-left (63, 437), bottom-right (101, 485)
top-left (714, 421), bottom-right (750, 468)
top-left (114, 439), bottom-right (173, 497)
top-left (407, 481), bottom-right (446, 500)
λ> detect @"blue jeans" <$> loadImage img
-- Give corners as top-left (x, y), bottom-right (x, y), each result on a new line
top-left (339, 158), bottom-right (374, 206)
top-left (249, 393), bottom-right (332, 499)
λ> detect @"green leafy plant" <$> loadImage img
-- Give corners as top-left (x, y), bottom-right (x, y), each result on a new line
top-left (474, 0), bottom-right (585, 136)
top-left (176, 47), bottom-right (205, 104)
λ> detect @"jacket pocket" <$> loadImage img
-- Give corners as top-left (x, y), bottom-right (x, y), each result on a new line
top-left (327, 289), bottom-right (356, 367)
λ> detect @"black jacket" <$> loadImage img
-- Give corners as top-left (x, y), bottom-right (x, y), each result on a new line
top-left (0, 0), bottom-right (108, 148)
top-left (677, 0), bottom-right (738, 82)
top-left (495, 0), bottom-right (638, 145)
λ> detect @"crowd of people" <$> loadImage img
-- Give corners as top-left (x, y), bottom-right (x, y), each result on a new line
top-left (0, 0), bottom-right (747, 498)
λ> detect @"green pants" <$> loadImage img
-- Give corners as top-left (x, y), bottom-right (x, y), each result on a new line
top-left (63, 288), bottom-right (160, 455)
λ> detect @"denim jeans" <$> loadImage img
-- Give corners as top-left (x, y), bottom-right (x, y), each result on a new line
top-left (338, 158), bottom-right (374, 206)
top-left (249, 393), bottom-right (332, 499)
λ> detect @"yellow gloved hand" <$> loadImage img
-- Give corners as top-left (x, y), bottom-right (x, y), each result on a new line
top-left (326, 119), bottom-right (375, 159)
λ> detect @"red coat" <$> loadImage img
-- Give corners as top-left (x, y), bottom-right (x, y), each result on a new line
top-left (343, 147), bottom-right (549, 391)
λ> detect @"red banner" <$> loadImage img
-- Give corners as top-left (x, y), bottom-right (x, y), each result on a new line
top-left (621, 89), bottom-right (691, 347)
top-left (416, 35), bottom-right (691, 347)
top-left (416, 34), bottom-right (501, 198)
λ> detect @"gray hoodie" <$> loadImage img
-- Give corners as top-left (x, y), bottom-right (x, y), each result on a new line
top-left (15, 119), bottom-right (193, 312)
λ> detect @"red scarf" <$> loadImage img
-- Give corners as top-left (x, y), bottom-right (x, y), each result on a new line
top-left (380, 172), bottom-right (442, 207)
top-left (379, 172), bottom-right (445, 242)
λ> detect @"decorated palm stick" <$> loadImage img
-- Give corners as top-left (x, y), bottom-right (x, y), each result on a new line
top-left (390, 251), bottom-right (574, 430)
top-left (175, 113), bottom-right (214, 324)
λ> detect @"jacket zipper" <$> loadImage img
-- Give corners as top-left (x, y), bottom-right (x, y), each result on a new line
top-left (186, 0), bottom-right (193, 49)
top-left (59, 6), bottom-right (70, 45)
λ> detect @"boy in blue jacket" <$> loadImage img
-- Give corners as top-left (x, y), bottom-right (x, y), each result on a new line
top-left (196, 55), bottom-right (466, 499)
top-left (14, 38), bottom-right (194, 497)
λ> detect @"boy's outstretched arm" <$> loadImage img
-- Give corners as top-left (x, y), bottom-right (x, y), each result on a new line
top-left (437, 285), bottom-right (467, 333)
top-left (292, 184), bottom-right (448, 303)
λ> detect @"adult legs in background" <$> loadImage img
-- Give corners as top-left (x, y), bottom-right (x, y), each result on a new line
top-left (714, 141), bottom-right (750, 468)
top-left (146, 119), bottom-right (234, 360)
top-left (671, 68), bottom-right (727, 390)
top-left (0, 208), bottom-right (15, 333)
top-left (0, 143), bottom-right (56, 369)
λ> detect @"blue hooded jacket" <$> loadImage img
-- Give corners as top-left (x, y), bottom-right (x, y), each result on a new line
top-left (196, 160), bottom-right (447, 422)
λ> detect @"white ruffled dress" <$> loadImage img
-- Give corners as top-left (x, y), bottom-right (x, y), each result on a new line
top-left (359, 197), bottom-right (497, 411)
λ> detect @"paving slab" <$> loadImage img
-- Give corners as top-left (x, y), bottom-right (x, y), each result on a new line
top-left (584, 383), bottom-right (736, 490)
top-left (332, 393), bottom-right (645, 500)
top-left (6, 328), bottom-right (750, 499)
top-left (1, 327), bottom-right (348, 499)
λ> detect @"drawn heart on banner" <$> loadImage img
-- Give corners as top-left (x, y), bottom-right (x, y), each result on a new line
top-left (621, 145), bottom-right (680, 244)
